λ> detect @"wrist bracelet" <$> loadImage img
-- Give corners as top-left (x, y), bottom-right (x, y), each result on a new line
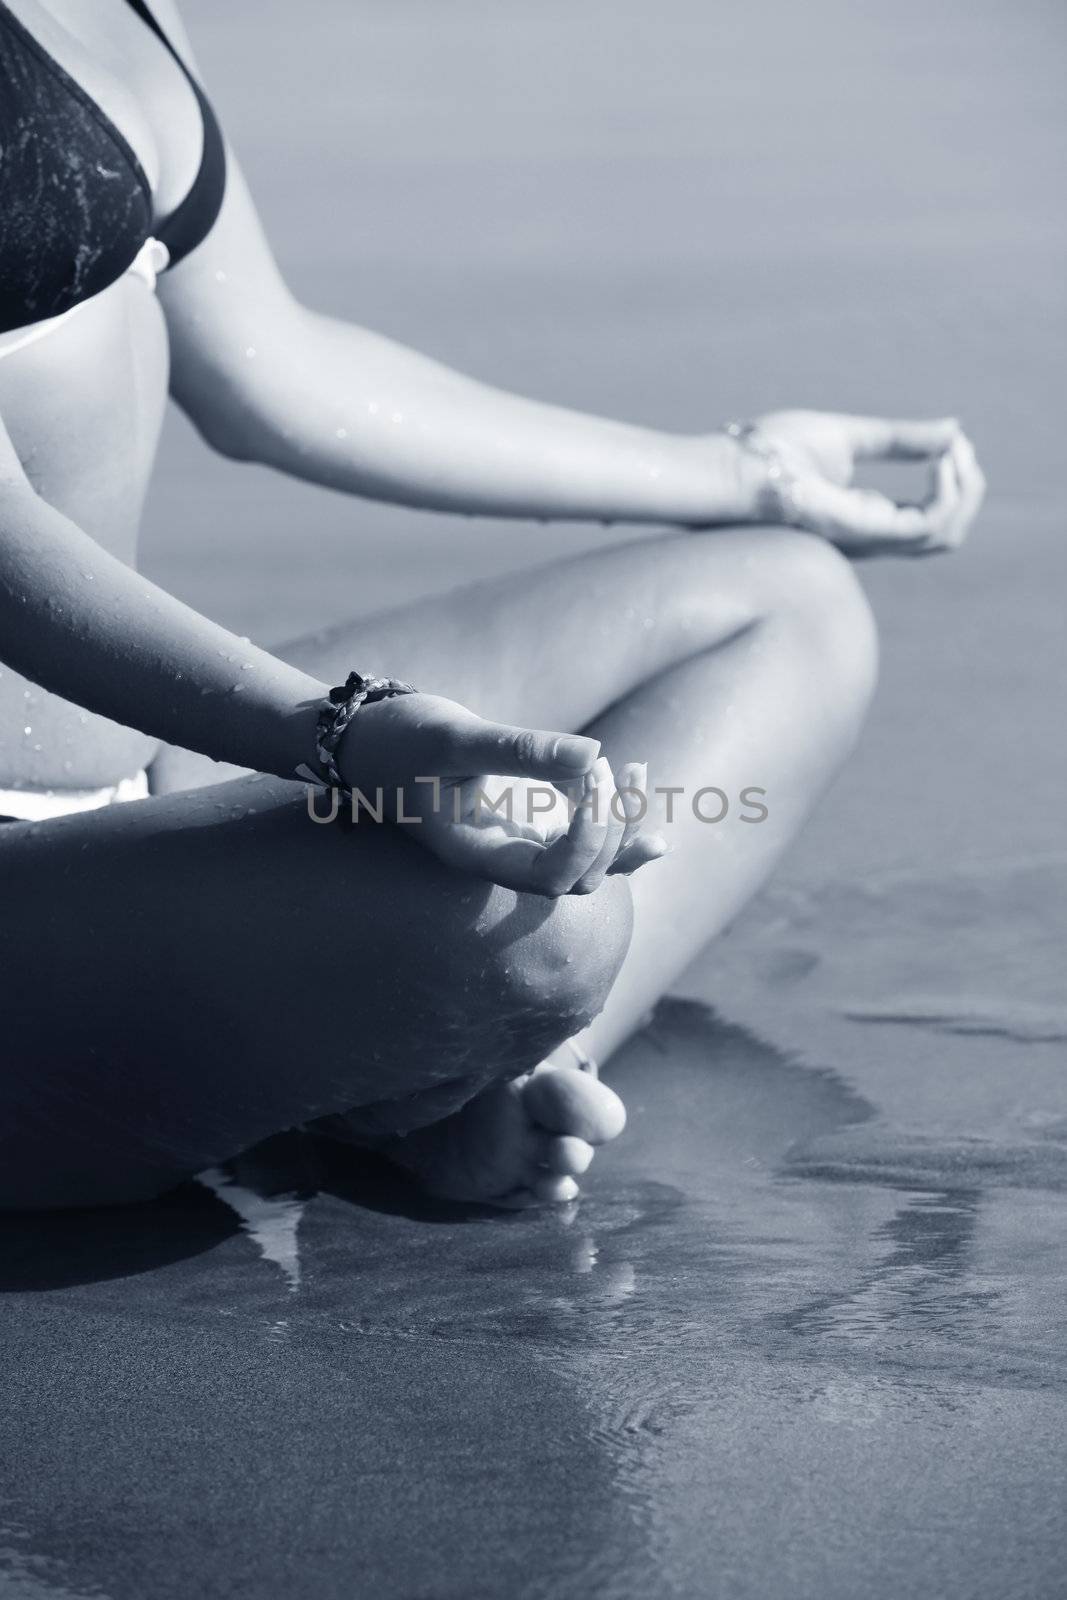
top-left (725, 421), bottom-right (806, 527)
top-left (295, 669), bottom-right (417, 794)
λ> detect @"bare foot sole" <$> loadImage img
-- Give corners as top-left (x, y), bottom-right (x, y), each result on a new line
top-left (383, 1063), bottom-right (627, 1208)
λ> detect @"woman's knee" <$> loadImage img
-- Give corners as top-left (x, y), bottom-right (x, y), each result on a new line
top-left (751, 527), bottom-right (879, 723)
top-left (454, 870), bottom-right (634, 1047)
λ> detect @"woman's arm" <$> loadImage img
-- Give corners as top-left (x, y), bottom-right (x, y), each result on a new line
top-left (0, 415), bottom-right (647, 895)
top-left (161, 162), bottom-right (758, 528)
top-left (155, 3), bottom-right (981, 549)
top-left (0, 419), bottom-right (323, 779)
top-left (161, 164), bottom-right (983, 548)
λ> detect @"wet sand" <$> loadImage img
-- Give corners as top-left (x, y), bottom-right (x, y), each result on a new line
top-left (2, 1), bottom-right (1065, 1596)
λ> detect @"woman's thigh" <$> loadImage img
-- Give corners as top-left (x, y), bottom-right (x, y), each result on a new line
top-left (155, 525), bottom-right (861, 794)
top-left (276, 529), bottom-right (755, 726)
top-left (0, 779), bottom-right (631, 1208)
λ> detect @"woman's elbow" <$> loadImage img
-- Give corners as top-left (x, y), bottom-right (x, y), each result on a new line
top-left (170, 363), bottom-right (272, 462)
top-left (168, 303), bottom-right (311, 465)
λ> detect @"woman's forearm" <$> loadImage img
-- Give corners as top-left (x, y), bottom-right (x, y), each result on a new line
top-left (0, 482), bottom-right (325, 781)
top-left (185, 307), bottom-right (762, 526)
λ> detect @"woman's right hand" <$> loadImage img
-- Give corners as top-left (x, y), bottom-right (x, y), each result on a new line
top-left (738, 412), bottom-right (986, 557)
top-left (336, 693), bottom-right (665, 896)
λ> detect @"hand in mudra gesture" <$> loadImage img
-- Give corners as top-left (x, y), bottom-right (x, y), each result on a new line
top-left (742, 410), bottom-right (986, 557)
top-left (402, 760), bottom-right (664, 898)
top-left (338, 693), bottom-right (663, 897)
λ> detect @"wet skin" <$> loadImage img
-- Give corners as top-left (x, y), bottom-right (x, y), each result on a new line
top-left (0, 2), bottom-right (960, 1210)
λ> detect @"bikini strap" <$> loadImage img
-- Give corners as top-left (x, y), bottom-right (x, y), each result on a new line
top-left (124, 0), bottom-right (227, 268)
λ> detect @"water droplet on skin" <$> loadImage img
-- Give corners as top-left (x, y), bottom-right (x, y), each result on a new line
top-left (231, 684), bottom-right (246, 694)
top-left (63, 760), bottom-right (73, 772)
top-left (215, 269), bottom-right (227, 282)
top-left (78, 715), bottom-right (87, 725)
top-left (32, 743), bottom-right (42, 752)
top-left (391, 412), bottom-right (403, 424)
top-left (22, 725), bottom-right (32, 736)
top-left (335, 427), bottom-right (347, 440)
top-left (245, 347), bottom-right (257, 359)
top-left (81, 571), bottom-right (95, 581)
top-left (367, 401), bottom-right (380, 415)
top-left (240, 663), bottom-right (253, 671)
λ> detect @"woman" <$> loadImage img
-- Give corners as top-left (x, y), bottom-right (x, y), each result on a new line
top-left (0, 0), bottom-right (984, 1210)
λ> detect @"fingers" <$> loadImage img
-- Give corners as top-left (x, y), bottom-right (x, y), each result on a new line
top-left (806, 426), bottom-right (985, 556)
top-left (607, 832), bottom-right (670, 875)
top-left (941, 431), bottom-right (986, 548)
top-left (906, 446), bottom-right (962, 545)
top-left (432, 766), bottom-right (660, 898)
top-left (797, 478), bottom-right (926, 549)
top-left (899, 434), bottom-right (984, 553)
top-left (529, 763), bottom-right (614, 896)
top-left (615, 761), bottom-right (648, 858)
top-left (572, 758), bottom-right (627, 894)
top-left (842, 413), bottom-right (961, 461)
top-left (538, 757), bottom-right (665, 895)
top-left (447, 711), bottom-right (600, 782)
top-left (574, 760), bottom-right (667, 891)
top-left (413, 737), bottom-right (664, 898)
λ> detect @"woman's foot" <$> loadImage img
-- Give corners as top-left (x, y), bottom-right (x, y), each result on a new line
top-left (384, 1062), bottom-right (626, 1208)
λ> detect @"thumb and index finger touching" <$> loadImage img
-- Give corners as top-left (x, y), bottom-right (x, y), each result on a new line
top-left (841, 413), bottom-right (962, 461)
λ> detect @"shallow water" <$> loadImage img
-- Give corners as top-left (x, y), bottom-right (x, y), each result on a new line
top-left (3, 0), bottom-right (1066, 1594)
top-left (2, 992), bottom-right (1064, 1599)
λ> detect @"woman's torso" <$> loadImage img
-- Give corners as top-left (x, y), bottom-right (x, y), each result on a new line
top-left (0, 0), bottom-right (211, 789)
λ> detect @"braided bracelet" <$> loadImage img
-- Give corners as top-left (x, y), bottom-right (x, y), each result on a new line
top-left (295, 670), bottom-right (417, 794)
top-left (724, 421), bottom-right (807, 528)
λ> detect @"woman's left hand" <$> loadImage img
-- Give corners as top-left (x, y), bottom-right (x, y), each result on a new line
top-left (395, 757), bottom-right (666, 897)
top-left (736, 410), bottom-right (986, 557)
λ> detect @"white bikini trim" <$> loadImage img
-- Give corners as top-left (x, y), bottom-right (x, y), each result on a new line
top-left (0, 303), bottom-right (83, 360)
top-left (0, 769), bottom-right (150, 822)
top-left (128, 236), bottom-right (170, 290)
top-left (0, 238), bottom-right (170, 360)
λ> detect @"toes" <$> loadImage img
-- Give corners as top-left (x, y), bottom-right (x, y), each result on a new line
top-left (541, 1134), bottom-right (595, 1176)
top-left (531, 1173), bottom-right (580, 1204)
top-left (490, 1174), bottom-right (580, 1210)
top-left (523, 1065), bottom-right (627, 1146)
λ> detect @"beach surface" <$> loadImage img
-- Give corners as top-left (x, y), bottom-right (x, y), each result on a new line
top-left (2, 2), bottom-right (1065, 1596)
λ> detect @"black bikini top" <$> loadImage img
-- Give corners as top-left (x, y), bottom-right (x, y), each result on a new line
top-left (0, 0), bottom-right (226, 334)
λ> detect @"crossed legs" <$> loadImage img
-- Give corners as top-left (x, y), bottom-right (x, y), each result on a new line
top-left (0, 528), bottom-right (876, 1207)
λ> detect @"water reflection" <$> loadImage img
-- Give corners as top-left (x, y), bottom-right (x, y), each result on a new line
top-left (776, 1188), bottom-right (998, 1346)
top-left (3, 999), bottom-right (1066, 1600)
